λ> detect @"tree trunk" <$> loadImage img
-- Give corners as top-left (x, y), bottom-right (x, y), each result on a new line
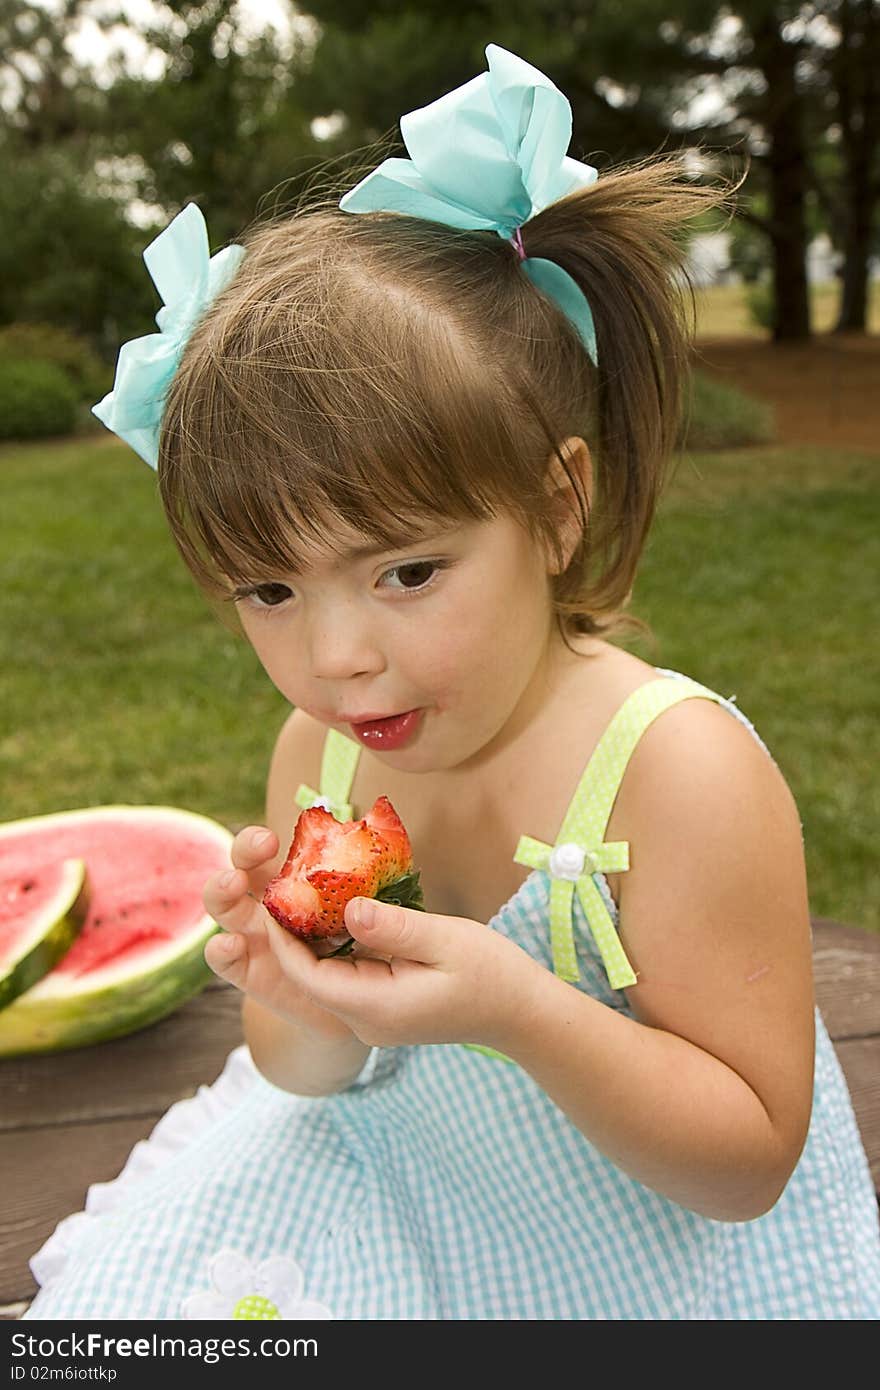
top-left (836, 172), bottom-right (874, 331)
top-left (835, 0), bottom-right (880, 333)
top-left (755, 19), bottom-right (811, 341)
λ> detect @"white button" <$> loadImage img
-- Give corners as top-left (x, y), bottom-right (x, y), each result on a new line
top-left (549, 842), bottom-right (590, 880)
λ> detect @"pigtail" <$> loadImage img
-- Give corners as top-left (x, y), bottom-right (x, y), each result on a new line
top-left (522, 154), bottom-right (738, 643)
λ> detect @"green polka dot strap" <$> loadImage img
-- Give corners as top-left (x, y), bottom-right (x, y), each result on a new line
top-left (513, 674), bottom-right (728, 991)
top-left (295, 728), bottom-right (361, 822)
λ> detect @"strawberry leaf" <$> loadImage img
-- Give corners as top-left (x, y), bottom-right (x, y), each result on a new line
top-left (375, 871), bottom-right (425, 912)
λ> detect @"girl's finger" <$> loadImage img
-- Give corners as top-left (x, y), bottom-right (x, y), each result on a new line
top-left (345, 897), bottom-right (460, 965)
top-left (263, 918), bottom-right (322, 981)
top-left (265, 919), bottom-right (393, 1016)
top-left (231, 826), bottom-right (281, 882)
top-left (202, 868), bottom-right (267, 936)
top-left (204, 931), bottom-right (247, 989)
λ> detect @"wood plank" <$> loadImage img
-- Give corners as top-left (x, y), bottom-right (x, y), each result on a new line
top-left (811, 919), bottom-right (880, 1040)
top-left (0, 1302), bottom-right (29, 1320)
top-left (1, 1113), bottom-right (170, 1308)
top-left (833, 1037), bottom-right (880, 1193)
top-left (0, 980), bottom-right (243, 1131)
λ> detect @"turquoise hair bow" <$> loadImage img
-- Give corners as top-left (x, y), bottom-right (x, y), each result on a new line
top-left (339, 42), bottom-right (599, 364)
top-left (92, 202), bottom-right (245, 469)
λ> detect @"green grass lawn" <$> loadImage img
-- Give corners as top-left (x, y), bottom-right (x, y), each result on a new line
top-left (2, 433), bottom-right (877, 933)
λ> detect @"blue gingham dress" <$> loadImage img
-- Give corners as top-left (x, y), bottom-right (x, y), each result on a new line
top-left (23, 670), bottom-right (880, 1320)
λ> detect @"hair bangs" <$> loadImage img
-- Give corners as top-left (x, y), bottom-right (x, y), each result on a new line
top-left (159, 218), bottom-right (543, 594)
top-left (158, 158), bottom-right (735, 647)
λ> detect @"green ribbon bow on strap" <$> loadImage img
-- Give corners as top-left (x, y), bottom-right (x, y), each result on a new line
top-left (294, 730), bottom-right (360, 823)
top-left (338, 42), bottom-right (599, 365)
top-left (513, 834), bottom-right (635, 989)
top-left (294, 786), bottom-right (354, 823)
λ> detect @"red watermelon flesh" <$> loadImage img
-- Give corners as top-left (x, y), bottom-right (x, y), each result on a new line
top-left (0, 805), bottom-right (233, 1056)
top-left (0, 867), bottom-right (76, 952)
top-left (0, 808), bottom-right (229, 981)
top-left (0, 858), bottom-right (89, 1011)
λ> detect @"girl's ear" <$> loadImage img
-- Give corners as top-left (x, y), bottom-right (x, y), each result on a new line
top-left (543, 436), bottom-right (593, 576)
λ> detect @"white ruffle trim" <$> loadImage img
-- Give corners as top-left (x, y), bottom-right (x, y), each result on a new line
top-left (29, 1044), bottom-right (261, 1292)
top-left (29, 1038), bottom-right (388, 1295)
top-left (28, 1039), bottom-right (392, 1295)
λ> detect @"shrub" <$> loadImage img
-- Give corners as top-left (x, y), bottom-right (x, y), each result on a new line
top-left (679, 369), bottom-right (775, 450)
top-left (0, 322), bottom-right (108, 404)
top-left (0, 358), bottom-right (78, 440)
top-left (744, 282), bottom-right (774, 332)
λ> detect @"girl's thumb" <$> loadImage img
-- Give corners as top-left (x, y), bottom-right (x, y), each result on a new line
top-left (344, 896), bottom-right (445, 963)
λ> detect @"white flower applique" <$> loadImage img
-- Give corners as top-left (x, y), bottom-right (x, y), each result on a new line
top-left (181, 1249), bottom-right (334, 1320)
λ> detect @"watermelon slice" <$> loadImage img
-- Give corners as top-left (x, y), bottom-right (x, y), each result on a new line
top-left (0, 858), bottom-right (89, 1010)
top-left (0, 805), bottom-right (233, 1056)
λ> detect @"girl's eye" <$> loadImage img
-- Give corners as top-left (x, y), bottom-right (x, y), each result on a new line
top-left (235, 582), bottom-right (292, 609)
top-left (381, 560), bottom-right (445, 594)
top-left (233, 559), bottom-right (449, 610)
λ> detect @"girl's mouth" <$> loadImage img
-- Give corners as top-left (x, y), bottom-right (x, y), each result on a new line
top-left (348, 709), bottom-right (424, 749)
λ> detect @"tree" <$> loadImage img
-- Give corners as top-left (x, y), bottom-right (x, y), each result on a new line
top-left (293, 1), bottom-right (880, 341)
top-left (7, 0), bottom-right (875, 344)
top-left (0, 0), bottom-right (111, 148)
top-left (827, 0), bottom-right (880, 331)
top-left (284, 1), bottom-right (818, 339)
top-left (90, 0), bottom-right (331, 244)
top-left (0, 133), bottom-right (155, 349)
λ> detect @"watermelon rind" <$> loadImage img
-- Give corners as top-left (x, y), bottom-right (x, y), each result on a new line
top-left (0, 927), bottom-right (216, 1056)
top-left (0, 858), bottom-right (89, 1012)
top-left (0, 805), bottom-right (233, 1057)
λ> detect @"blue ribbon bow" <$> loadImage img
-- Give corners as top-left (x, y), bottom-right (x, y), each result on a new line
top-left (92, 202), bottom-right (245, 469)
top-left (339, 43), bottom-right (598, 364)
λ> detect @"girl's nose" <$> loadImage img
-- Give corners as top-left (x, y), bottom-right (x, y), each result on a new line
top-left (305, 603), bottom-right (385, 681)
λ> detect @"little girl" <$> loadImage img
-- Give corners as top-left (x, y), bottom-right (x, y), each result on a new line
top-left (24, 44), bottom-right (880, 1320)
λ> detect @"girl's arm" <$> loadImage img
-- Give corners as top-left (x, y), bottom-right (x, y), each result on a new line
top-left (242, 992), bottom-right (371, 1097)
top-left (498, 699), bottom-right (816, 1222)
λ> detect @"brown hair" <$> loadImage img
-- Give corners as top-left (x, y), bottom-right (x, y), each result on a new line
top-left (157, 149), bottom-right (733, 650)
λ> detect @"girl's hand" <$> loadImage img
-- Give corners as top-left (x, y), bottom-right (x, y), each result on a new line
top-left (262, 894), bottom-right (546, 1052)
top-left (202, 826), bottom-right (357, 1043)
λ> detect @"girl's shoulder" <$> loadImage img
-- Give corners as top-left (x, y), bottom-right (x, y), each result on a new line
top-left (601, 646), bottom-right (803, 942)
top-left (612, 658), bottom-right (791, 819)
top-left (575, 638), bottom-right (785, 794)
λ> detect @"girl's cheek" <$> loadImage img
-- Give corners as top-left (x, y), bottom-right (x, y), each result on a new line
top-left (244, 634), bottom-right (306, 703)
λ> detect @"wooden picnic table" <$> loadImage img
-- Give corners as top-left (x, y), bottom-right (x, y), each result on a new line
top-left (2, 917), bottom-right (878, 1319)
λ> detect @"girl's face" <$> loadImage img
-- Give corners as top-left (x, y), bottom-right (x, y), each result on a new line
top-left (232, 509), bottom-right (568, 774)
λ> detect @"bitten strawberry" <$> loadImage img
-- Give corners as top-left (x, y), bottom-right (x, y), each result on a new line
top-left (262, 796), bottom-right (425, 952)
